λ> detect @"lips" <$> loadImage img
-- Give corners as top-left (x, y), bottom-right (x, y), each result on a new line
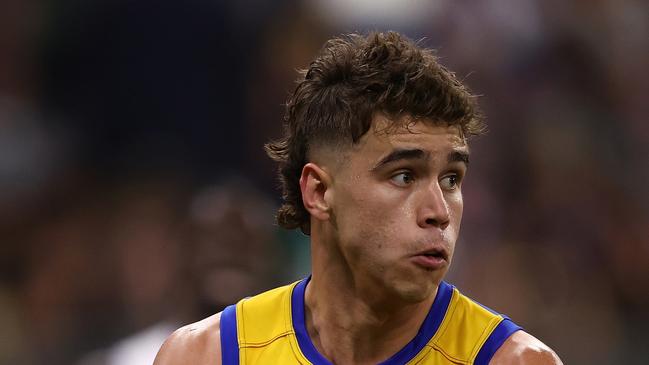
top-left (410, 246), bottom-right (449, 270)
top-left (419, 247), bottom-right (448, 261)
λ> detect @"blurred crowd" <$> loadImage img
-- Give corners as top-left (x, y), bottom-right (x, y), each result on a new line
top-left (0, 0), bottom-right (648, 364)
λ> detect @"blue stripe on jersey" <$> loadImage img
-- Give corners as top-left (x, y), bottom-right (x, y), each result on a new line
top-left (220, 304), bottom-right (240, 365)
top-left (473, 318), bottom-right (522, 365)
top-left (291, 277), bottom-right (454, 365)
top-left (292, 277), bottom-right (334, 365)
top-left (378, 281), bottom-right (453, 365)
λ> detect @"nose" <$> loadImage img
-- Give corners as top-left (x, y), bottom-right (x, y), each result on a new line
top-left (417, 182), bottom-right (450, 230)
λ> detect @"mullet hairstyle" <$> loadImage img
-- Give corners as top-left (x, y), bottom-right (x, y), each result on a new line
top-left (265, 31), bottom-right (485, 234)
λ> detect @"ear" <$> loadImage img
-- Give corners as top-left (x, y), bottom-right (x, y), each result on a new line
top-left (299, 162), bottom-right (332, 222)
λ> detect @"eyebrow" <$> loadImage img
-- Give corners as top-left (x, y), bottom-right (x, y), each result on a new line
top-left (371, 148), bottom-right (429, 171)
top-left (371, 148), bottom-right (470, 172)
top-left (449, 150), bottom-right (470, 165)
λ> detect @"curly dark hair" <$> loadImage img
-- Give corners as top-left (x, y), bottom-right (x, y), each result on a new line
top-left (265, 31), bottom-right (485, 234)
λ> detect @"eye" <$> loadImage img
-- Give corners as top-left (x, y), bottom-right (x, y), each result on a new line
top-left (390, 172), bottom-right (415, 187)
top-left (440, 174), bottom-right (460, 190)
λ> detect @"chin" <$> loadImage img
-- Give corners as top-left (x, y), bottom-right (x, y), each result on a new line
top-left (392, 279), bottom-right (438, 303)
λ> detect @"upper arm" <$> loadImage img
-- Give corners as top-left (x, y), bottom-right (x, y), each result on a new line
top-left (153, 313), bottom-right (222, 365)
top-left (489, 331), bottom-right (563, 365)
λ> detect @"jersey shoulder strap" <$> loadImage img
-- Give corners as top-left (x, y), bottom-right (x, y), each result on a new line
top-left (236, 282), bottom-right (297, 346)
top-left (429, 287), bottom-right (522, 365)
top-left (220, 281), bottom-right (300, 365)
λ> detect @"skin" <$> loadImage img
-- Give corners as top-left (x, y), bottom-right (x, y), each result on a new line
top-left (154, 114), bottom-right (563, 365)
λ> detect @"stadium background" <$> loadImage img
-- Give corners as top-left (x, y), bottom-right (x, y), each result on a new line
top-left (1, 0), bottom-right (648, 364)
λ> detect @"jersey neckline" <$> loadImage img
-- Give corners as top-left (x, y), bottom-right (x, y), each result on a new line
top-left (290, 276), bottom-right (454, 365)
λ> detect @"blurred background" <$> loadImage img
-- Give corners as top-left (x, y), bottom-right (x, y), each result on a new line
top-left (1, 0), bottom-right (648, 364)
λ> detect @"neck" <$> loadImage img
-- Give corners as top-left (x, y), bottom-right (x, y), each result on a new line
top-left (305, 230), bottom-right (437, 365)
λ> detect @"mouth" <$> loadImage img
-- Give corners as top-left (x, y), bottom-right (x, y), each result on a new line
top-left (410, 247), bottom-right (449, 270)
top-left (421, 248), bottom-right (448, 260)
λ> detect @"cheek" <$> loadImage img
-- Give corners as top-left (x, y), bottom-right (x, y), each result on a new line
top-left (450, 193), bottom-right (463, 228)
top-left (336, 187), bottom-right (415, 256)
top-left (338, 183), bottom-right (411, 226)
top-left (336, 191), bottom-right (382, 243)
top-left (444, 193), bottom-right (464, 257)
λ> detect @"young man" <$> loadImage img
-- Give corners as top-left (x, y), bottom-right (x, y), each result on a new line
top-left (154, 32), bottom-right (563, 364)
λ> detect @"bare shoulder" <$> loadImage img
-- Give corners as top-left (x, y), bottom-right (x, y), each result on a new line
top-left (490, 330), bottom-right (563, 365)
top-left (153, 312), bottom-right (222, 365)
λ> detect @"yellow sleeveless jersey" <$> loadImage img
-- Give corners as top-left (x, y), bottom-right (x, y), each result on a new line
top-left (220, 278), bottom-right (521, 365)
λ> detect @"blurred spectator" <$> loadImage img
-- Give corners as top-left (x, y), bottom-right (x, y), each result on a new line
top-left (78, 176), bottom-right (284, 365)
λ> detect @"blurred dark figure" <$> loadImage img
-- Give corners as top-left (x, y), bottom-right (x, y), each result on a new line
top-left (183, 176), bottom-right (284, 318)
top-left (79, 175), bottom-right (284, 365)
